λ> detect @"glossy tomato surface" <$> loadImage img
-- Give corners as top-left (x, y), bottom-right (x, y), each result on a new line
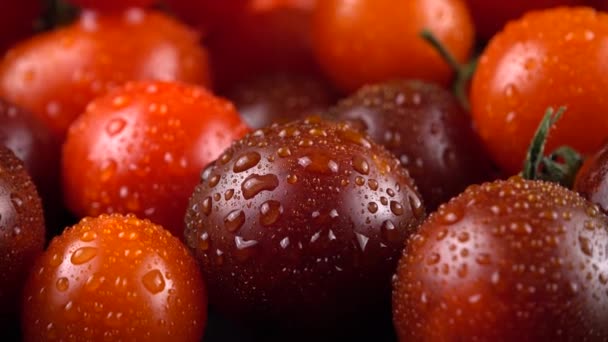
top-left (185, 117), bottom-right (425, 332)
top-left (393, 177), bottom-right (608, 340)
top-left (471, 7), bottom-right (608, 175)
top-left (0, 9), bottom-right (211, 139)
top-left (313, 0), bottom-right (474, 92)
top-left (22, 214), bottom-right (207, 342)
top-left (62, 81), bottom-right (249, 236)
top-left (67, 0), bottom-right (157, 11)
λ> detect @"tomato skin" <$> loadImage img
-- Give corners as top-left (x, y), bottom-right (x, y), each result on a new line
top-left (393, 177), bottom-right (608, 340)
top-left (471, 7), bottom-right (608, 175)
top-left (0, 9), bottom-right (211, 140)
top-left (22, 213), bottom-right (207, 342)
top-left (312, 0), bottom-right (474, 92)
top-left (0, 0), bottom-right (41, 52)
top-left (68, 0), bottom-right (157, 11)
top-left (168, 0), bottom-right (318, 90)
top-left (62, 81), bottom-right (249, 236)
top-left (466, 0), bottom-right (585, 39)
top-left (574, 141), bottom-right (608, 212)
top-left (0, 147), bottom-right (45, 328)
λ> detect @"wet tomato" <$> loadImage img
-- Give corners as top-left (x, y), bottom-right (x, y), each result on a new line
top-left (62, 81), bottom-right (249, 236)
top-left (67, 0), bottom-right (158, 11)
top-left (22, 214), bottom-right (207, 341)
top-left (466, 0), bottom-right (585, 40)
top-left (575, 141), bottom-right (608, 212)
top-left (471, 7), bottom-right (608, 175)
top-left (328, 80), bottom-right (494, 211)
top-left (0, 9), bottom-right (211, 140)
top-left (185, 117), bottom-right (425, 331)
top-left (393, 176), bottom-right (608, 340)
top-left (168, 0), bottom-right (318, 90)
top-left (0, 146), bottom-right (45, 331)
top-left (0, 1), bottom-right (41, 52)
top-left (313, 0), bottom-right (474, 92)
top-left (226, 72), bottom-right (336, 129)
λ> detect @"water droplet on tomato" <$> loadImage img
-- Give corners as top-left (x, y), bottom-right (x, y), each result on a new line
top-left (142, 269), bottom-right (166, 294)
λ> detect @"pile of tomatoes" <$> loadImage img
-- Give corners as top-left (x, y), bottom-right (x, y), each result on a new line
top-left (3, 0), bottom-right (608, 341)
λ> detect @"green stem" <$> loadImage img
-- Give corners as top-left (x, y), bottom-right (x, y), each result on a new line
top-left (522, 107), bottom-right (566, 180)
top-left (420, 29), bottom-right (475, 112)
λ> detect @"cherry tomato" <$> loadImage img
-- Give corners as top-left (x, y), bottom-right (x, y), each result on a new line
top-left (0, 9), bottom-right (211, 140)
top-left (0, 146), bottom-right (45, 334)
top-left (62, 81), bottom-right (249, 236)
top-left (168, 0), bottom-right (318, 90)
top-left (185, 117), bottom-right (424, 331)
top-left (393, 176), bottom-right (608, 340)
top-left (0, 1), bottom-right (41, 52)
top-left (226, 72), bottom-right (336, 129)
top-left (466, 0), bottom-right (585, 40)
top-left (313, 0), bottom-right (474, 92)
top-left (471, 7), bottom-right (608, 175)
top-left (68, 0), bottom-right (157, 11)
top-left (22, 214), bottom-right (207, 341)
top-left (575, 141), bottom-right (608, 212)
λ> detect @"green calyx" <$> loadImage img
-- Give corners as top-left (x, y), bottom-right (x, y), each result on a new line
top-left (521, 106), bottom-right (583, 188)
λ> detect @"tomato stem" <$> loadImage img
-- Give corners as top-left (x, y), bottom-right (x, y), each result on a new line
top-left (420, 29), bottom-right (474, 112)
top-left (521, 106), bottom-right (583, 187)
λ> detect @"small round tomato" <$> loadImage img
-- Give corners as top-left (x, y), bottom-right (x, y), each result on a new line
top-left (0, 0), bottom-right (41, 52)
top-left (22, 214), bottom-right (207, 341)
top-left (68, 0), bottom-right (157, 11)
top-left (466, 0), bottom-right (585, 39)
top-left (393, 176), bottom-right (608, 340)
top-left (471, 7), bottom-right (608, 175)
top-left (0, 9), bottom-right (211, 140)
top-left (575, 141), bottom-right (608, 212)
top-left (0, 146), bottom-right (45, 332)
top-left (313, 0), bottom-right (474, 92)
top-left (62, 81), bottom-right (249, 236)
top-left (168, 0), bottom-right (318, 90)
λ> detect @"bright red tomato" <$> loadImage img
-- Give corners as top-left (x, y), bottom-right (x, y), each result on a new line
top-left (22, 214), bottom-right (207, 341)
top-left (0, 9), bottom-right (211, 140)
top-left (313, 0), bottom-right (474, 93)
top-left (67, 0), bottom-right (157, 11)
top-left (471, 7), bottom-right (608, 175)
top-left (168, 0), bottom-right (318, 90)
top-left (466, 0), bottom-right (586, 39)
top-left (62, 81), bottom-right (250, 236)
top-left (0, 1), bottom-right (41, 52)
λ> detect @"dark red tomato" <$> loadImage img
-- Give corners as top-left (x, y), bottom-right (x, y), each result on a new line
top-left (575, 141), bottom-right (608, 212)
top-left (328, 80), bottom-right (495, 211)
top-left (22, 214), bottom-right (207, 341)
top-left (68, 0), bottom-right (157, 11)
top-left (393, 177), bottom-right (608, 340)
top-left (226, 72), bottom-right (336, 129)
top-left (62, 81), bottom-right (250, 236)
top-left (471, 7), bottom-right (608, 175)
top-left (0, 146), bottom-right (45, 329)
top-left (0, 1), bottom-right (41, 52)
top-left (0, 9), bottom-right (211, 140)
top-left (466, 0), bottom-right (586, 39)
top-left (313, 0), bottom-right (474, 93)
top-left (185, 117), bottom-right (425, 331)
top-left (168, 0), bottom-right (318, 90)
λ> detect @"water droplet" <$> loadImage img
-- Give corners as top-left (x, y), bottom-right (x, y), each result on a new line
top-left (260, 200), bottom-right (283, 226)
top-left (199, 232), bottom-right (209, 251)
top-left (426, 253), bottom-right (441, 265)
top-left (235, 236), bottom-right (258, 249)
top-left (381, 220), bottom-right (400, 243)
top-left (71, 247), bottom-right (98, 265)
top-left (219, 151), bottom-right (233, 165)
top-left (390, 201), bottom-right (404, 216)
top-left (468, 294), bottom-right (482, 304)
top-left (355, 233), bottom-right (369, 251)
top-left (224, 210), bottom-right (246, 232)
top-left (491, 271), bottom-right (500, 284)
top-left (233, 152), bottom-right (261, 173)
top-left (201, 197), bottom-right (212, 216)
top-left (298, 156), bottom-right (312, 168)
top-left (328, 229), bottom-right (337, 240)
top-left (287, 174), bottom-right (298, 184)
top-left (242, 174), bottom-right (279, 199)
top-left (100, 160), bottom-right (117, 182)
top-left (106, 117), bottom-right (127, 136)
top-left (80, 231), bottom-right (97, 242)
top-left (280, 237), bottom-right (290, 249)
top-left (367, 202), bottom-right (378, 213)
top-left (579, 235), bottom-right (593, 256)
top-left (352, 156), bottom-right (370, 175)
top-left (329, 209), bottom-right (339, 218)
top-left (142, 269), bottom-right (166, 294)
top-left (457, 231), bottom-right (470, 243)
top-left (225, 189), bottom-right (235, 201)
top-left (10, 193), bottom-right (23, 208)
top-left (457, 263), bottom-right (468, 278)
top-left (328, 160), bottom-right (339, 173)
top-left (338, 129), bottom-right (371, 148)
top-left (368, 179), bottom-right (379, 191)
top-left (439, 209), bottom-right (462, 225)
top-left (475, 253), bottom-right (491, 265)
top-left (208, 175), bottom-right (220, 188)
top-left (277, 147), bottom-right (291, 158)
top-left (56, 277), bottom-right (69, 291)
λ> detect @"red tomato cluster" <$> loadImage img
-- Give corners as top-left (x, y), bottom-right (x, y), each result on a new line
top-left (1, 1), bottom-right (608, 341)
